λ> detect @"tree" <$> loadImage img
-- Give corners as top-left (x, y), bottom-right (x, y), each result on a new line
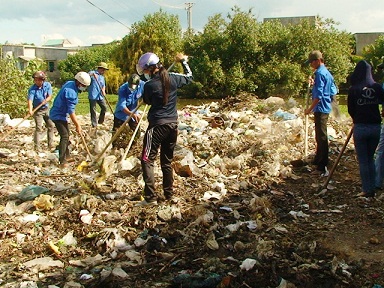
top-left (112, 10), bottom-right (183, 76)
top-left (58, 42), bottom-right (118, 90)
top-left (183, 9), bottom-right (354, 99)
top-left (362, 35), bottom-right (384, 83)
top-left (0, 58), bottom-right (46, 118)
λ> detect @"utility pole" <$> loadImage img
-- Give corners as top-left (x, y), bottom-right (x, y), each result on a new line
top-left (185, 2), bottom-right (194, 31)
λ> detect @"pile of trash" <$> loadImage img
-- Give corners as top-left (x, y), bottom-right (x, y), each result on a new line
top-left (0, 93), bottom-right (383, 288)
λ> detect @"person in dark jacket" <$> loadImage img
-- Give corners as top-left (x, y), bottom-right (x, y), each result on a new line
top-left (135, 52), bottom-right (193, 205)
top-left (348, 60), bottom-right (384, 198)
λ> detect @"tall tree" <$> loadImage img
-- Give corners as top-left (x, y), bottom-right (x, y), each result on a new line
top-left (112, 10), bottom-right (183, 76)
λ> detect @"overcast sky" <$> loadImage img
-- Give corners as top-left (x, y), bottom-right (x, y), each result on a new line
top-left (0, 0), bottom-right (383, 47)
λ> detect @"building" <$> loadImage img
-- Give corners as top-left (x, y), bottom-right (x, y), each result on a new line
top-left (1, 40), bottom-right (85, 84)
top-left (354, 32), bottom-right (384, 55)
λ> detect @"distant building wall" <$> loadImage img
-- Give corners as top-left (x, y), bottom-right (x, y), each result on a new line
top-left (263, 16), bottom-right (318, 26)
top-left (1, 44), bottom-right (83, 84)
top-left (354, 33), bottom-right (384, 55)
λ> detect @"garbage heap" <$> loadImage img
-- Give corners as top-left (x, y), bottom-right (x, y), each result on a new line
top-left (0, 93), bottom-right (360, 288)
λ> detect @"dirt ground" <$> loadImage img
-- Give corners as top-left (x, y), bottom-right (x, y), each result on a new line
top-left (0, 94), bottom-right (383, 288)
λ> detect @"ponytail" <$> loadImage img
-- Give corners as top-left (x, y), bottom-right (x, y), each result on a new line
top-left (158, 65), bottom-right (170, 105)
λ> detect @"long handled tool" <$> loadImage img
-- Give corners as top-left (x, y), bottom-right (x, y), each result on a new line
top-left (318, 127), bottom-right (354, 192)
top-left (79, 131), bottom-right (93, 159)
top-left (120, 104), bottom-right (148, 163)
top-left (0, 101), bottom-right (46, 142)
top-left (304, 82), bottom-right (311, 158)
top-left (92, 74), bottom-right (114, 113)
top-left (92, 100), bottom-right (144, 165)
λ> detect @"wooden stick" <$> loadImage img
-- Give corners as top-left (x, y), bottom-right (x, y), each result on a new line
top-left (319, 127), bottom-right (353, 191)
top-left (304, 82), bottom-right (311, 158)
top-left (92, 100), bottom-right (143, 165)
top-left (121, 104), bottom-right (148, 163)
top-left (0, 101), bottom-right (46, 142)
top-left (79, 131), bottom-right (93, 159)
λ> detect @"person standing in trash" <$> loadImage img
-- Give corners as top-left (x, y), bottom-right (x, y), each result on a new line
top-left (375, 62), bottom-right (384, 190)
top-left (49, 72), bottom-right (91, 168)
top-left (88, 62), bottom-right (109, 129)
top-left (136, 52), bottom-right (193, 205)
top-left (112, 74), bottom-right (145, 148)
top-left (304, 50), bottom-right (338, 176)
top-left (27, 71), bottom-right (55, 152)
top-left (348, 60), bottom-right (384, 198)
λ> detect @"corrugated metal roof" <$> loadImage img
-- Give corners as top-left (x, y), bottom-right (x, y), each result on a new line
top-left (44, 39), bottom-right (65, 46)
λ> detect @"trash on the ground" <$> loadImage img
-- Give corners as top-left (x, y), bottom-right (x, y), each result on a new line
top-left (17, 185), bottom-right (49, 201)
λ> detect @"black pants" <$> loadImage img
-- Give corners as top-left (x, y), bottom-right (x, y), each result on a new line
top-left (141, 123), bottom-right (178, 200)
top-left (113, 116), bottom-right (137, 131)
top-left (52, 120), bottom-right (70, 164)
top-left (313, 112), bottom-right (329, 171)
top-left (89, 99), bottom-right (107, 127)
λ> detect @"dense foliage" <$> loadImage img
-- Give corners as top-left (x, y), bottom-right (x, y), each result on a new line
top-left (362, 35), bottom-right (384, 83)
top-left (2, 8), bottom-right (383, 117)
top-left (57, 42), bottom-right (120, 93)
top-left (0, 58), bottom-right (46, 118)
top-left (112, 10), bottom-right (183, 76)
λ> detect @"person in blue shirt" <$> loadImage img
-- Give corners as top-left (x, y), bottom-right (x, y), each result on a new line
top-left (49, 72), bottom-right (91, 168)
top-left (88, 62), bottom-right (109, 128)
top-left (27, 71), bottom-right (55, 151)
top-left (374, 61), bottom-right (384, 190)
top-left (348, 60), bottom-right (384, 198)
top-left (304, 50), bottom-right (338, 176)
top-left (112, 74), bottom-right (144, 148)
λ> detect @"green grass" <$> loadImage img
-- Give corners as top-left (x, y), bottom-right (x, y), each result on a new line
top-left (76, 93), bottom-right (117, 115)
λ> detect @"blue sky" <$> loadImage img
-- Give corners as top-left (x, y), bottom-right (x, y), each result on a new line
top-left (0, 0), bottom-right (383, 47)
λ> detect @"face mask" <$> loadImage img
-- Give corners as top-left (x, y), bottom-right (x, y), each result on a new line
top-left (144, 74), bottom-right (151, 80)
top-left (78, 86), bottom-right (87, 91)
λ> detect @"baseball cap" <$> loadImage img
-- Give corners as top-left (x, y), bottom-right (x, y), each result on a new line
top-left (305, 50), bottom-right (323, 64)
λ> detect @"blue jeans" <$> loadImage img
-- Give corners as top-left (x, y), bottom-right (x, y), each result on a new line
top-left (375, 124), bottom-right (384, 188)
top-left (353, 123), bottom-right (380, 194)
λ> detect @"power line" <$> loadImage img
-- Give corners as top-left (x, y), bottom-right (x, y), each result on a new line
top-left (85, 0), bottom-right (131, 31)
top-left (151, 0), bottom-right (185, 10)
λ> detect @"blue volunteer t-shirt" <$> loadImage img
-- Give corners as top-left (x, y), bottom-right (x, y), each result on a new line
top-left (88, 70), bottom-right (105, 100)
top-left (49, 81), bottom-right (79, 121)
top-left (27, 82), bottom-right (52, 109)
top-left (312, 64), bottom-right (338, 113)
top-left (114, 80), bottom-right (144, 121)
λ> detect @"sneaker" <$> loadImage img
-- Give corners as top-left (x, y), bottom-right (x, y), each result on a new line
top-left (134, 198), bottom-right (158, 207)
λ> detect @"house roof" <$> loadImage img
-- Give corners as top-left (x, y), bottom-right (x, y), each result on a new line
top-left (43, 39), bottom-right (72, 46)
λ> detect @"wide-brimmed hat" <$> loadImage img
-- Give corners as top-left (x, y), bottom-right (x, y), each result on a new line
top-left (97, 62), bottom-right (109, 70)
